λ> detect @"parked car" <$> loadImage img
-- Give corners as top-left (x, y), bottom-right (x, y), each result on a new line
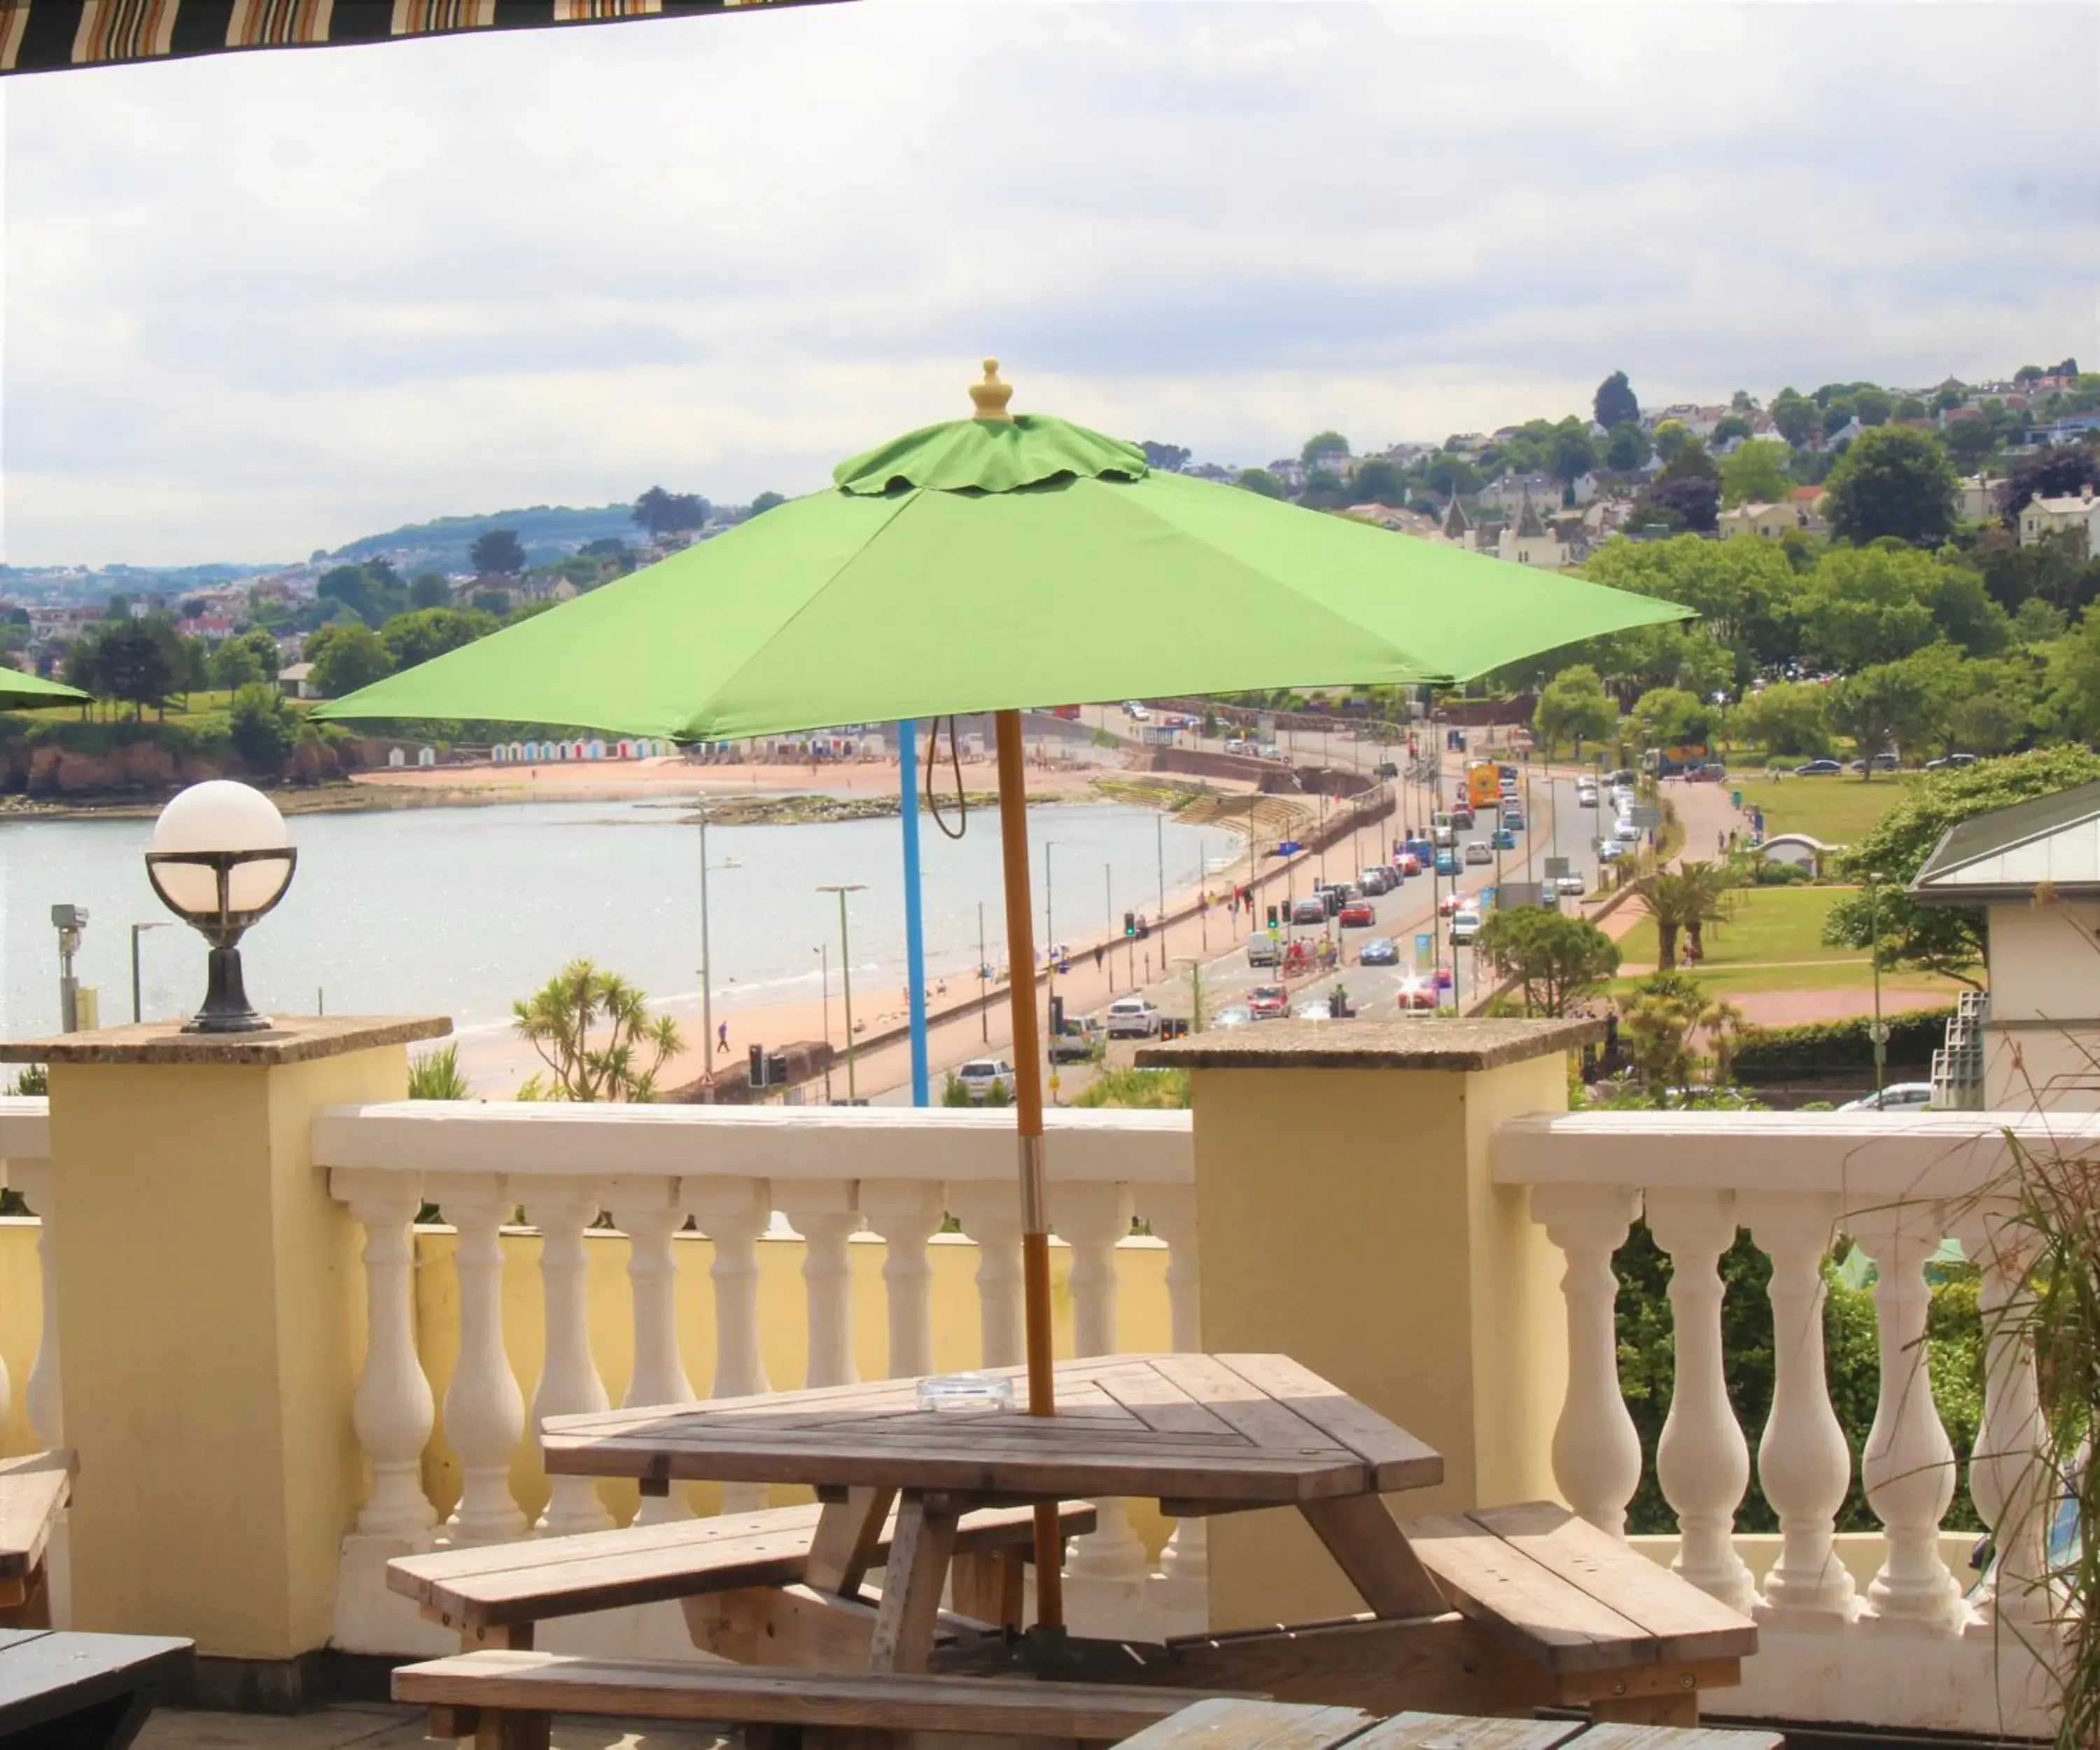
top-left (1793, 759), bottom-right (1843, 776)
top-left (1104, 998), bottom-right (1161, 1038)
top-left (1396, 975), bottom-right (1436, 1012)
top-left (1255, 743), bottom-right (1283, 761)
top-left (1047, 1021), bottom-right (1101, 1065)
top-left (1836, 1082), bottom-right (1934, 1112)
top-left (1449, 908), bottom-right (1483, 946)
top-left (1358, 867), bottom-right (1394, 895)
top-left (954, 1057), bottom-right (1017, 1101)
top-left (1491, 827), bottom-right (1516, 850)
top-left (1290, 897), bottom-right (1329, 927)
top-left (1124, 701), bottom-right (1149, 720)
top-left (1464, 840), bottom-right (1493, 865)
top-left (1555, 874), bottom-right (1588, 898)
top-left (1212, 1005), bottom-right (1253, 1030)
top-left (1247, 932), bottom-right (1282, 967)
top-left (1338, 900), bottom-right (1376, 928)
top-left (1614, 820), bottom-right (1641, 843)
top-left (1247, 984), bottom-right (1290, 1020)
top-left (1848, 752), bottom-right (1901, 772)
top-left (1604, 769), bottom-right (1637, 787)
top-left (1358, 936), bottom-right (1399, 965)
top-left (1926, 752), bottom-right (1980, 771)
top-left (1223, 737), bottom-right (1251, 756)
top-left (1683, 762), bottom-right (1727, 783)
top-left (1435, 850), bottom-right (1460, 876)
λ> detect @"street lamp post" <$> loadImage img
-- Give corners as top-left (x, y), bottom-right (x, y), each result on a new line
top-left (130, 920), bottom-right (168, 1024)
top-left (1105, 864), bottom-right (1114, 992)
top-left (698, 802), bottom-right (717, 1093)
top-left (977, 901), bottom-right (989, 1042)
top-left (817, 883), bottom-right (867, 1101)
top-left (1868, 872), bottom-right (1887, 1103)
top-left (1155, 810), bottom-right (1166, 960)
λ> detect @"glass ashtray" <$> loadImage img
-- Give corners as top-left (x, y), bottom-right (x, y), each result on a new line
top-left (916, 1371), bottom-right (1016, 1413)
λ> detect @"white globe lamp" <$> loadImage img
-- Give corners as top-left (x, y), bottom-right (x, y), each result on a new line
top-left (144, 780), bottom-right (298, 1033)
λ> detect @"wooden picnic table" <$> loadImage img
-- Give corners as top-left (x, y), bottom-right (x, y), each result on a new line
top-left (0, 1626), bottom-right (192, 1750)
top-left (542, 1352), bottom-right (1448, 1676)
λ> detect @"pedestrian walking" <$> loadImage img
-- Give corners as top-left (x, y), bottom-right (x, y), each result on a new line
top-left (716, 1021), bottom-right (729, 1056)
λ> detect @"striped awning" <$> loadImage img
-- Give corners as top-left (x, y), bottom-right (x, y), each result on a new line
top-left (0, 0), bottom-right (838, 76)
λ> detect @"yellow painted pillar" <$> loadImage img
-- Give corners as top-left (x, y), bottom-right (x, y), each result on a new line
top-left (1142, 1018), bottom-right (1597, 1631)
top-left (1, 1016), bottom-right (448, 1687)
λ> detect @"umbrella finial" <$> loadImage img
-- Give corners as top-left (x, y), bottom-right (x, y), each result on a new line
top-left (970, 358), bottom-right (1015, 422)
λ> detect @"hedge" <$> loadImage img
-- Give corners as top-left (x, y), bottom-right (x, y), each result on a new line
top-left (1732, 1004), bottom-right (1956, 1077)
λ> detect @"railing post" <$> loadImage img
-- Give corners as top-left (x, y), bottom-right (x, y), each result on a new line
top-left (777, 1182), bottom-right (862, 1390)
top-left (1530, 1183), bottom-right (1642, 1538)
top-left (1139, 1182), bottom-right (1205, 1595)
top-left (1848, 1203), bottom-right (1965, 1632)
top-left (430, 1172), bottom-right (528, 1546)
top-left (332, 1168), bottom-right (438, 1537)
top-left (1056, 1182), bottom-right (1149, 1591)
top-left (522, 1179), bottom-right (615, 1536)
top-left (685, 1177), bottom-right (773, 1515)
top-left (1644, 1187), bottom-right (1756, 1611)
top-left (1741, 1190), bottom-right (1856, 1625)
top-left (948, 1184), bottom-right (1024, 1369)
top-left (604, 1179), bottom-right (694, 1524)
top-left (9, 1159), bottom-right (61, 1450)
top-left (860, 1181), bottom-right (945, 1379)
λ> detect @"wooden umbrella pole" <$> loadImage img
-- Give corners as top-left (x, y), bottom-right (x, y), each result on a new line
top-left (993, 706), bottom-right (1064, 1632)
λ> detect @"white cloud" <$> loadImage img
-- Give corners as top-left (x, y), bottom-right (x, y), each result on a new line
top-left (2, 1), bottom-right (2095, 563)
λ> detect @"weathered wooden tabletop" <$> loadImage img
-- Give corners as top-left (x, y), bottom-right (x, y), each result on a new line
top-left (0, 1627), bottom-right (192, 1749)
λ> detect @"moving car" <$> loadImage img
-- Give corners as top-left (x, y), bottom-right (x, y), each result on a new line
top-left (1502, 808), bottom-right (1524, 830)
top-left (1449, 908), bottom-right (1483, 946)
top-left (1435, 850), bottom-right (1460, 876)
top-left (1793, 759), bottom-right (1842, 776)
top-left (1047, 1021), bottom-right (1102, 1065)
top-left (1358, 936), bottom-right (1399, 966)
top-left (1848, 752), bottom-right (1902, 772)
top-left (1439, 890), bottom-right (1467, 916)
top-left (1104, 998), bottom-right (1161, 1038)
top-left (1491, 827), bottom-right (1516, 850)
top-left (1223, 737), bottom-right (1251, 756)
top-left (1578, 787), bottom-right (1599, 808)
top-left (1836, 1082), bottom-right (1934, 1112)
top-left (1212, 1005), bottom-right (1253, 1030)
top-left (1338, 900), bottom-right (1376, 928)
top-left (1432, 825), bottom-right (1456, 850)
top-left (1597, 839), bottom-right (1625, 862)
top-left (1555, 874), bottom-right (1588, 898)
top-left (1396, 975), bottom-right (1436, 1012)
top-left (1614, 820), bottom-right (1641, 843)
top-left (1247, 984), bottom-right (1290, 1020)
top-left (1464, 840), bottom-right (1493, 865)
top-left (1293, 1000), bottom-right (1332, 1021)
top-left (954, 1057), bottom-right (1018, 1101)
top-left (1247, 932), bottom-right (1282, 967)
top-left (1358, 867), bottom-right (1394, 895)
top-left (1291, 896), bottom-right (1329, 926)
top-left (1450, 806), bottom-right (1476, 830)
top-left (1394, 852), bottom-right (1422, 876)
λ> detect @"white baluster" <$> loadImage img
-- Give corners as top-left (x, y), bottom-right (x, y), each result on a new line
top-left (523, 1180), bottom-right (614, 1535)
top-left (860, 1181), bottom-right (945, 1379)
top-left (1057, 1183), bottom-right (1148, 1586)
top-left (948, 1184), bottom-right (1023, 1368)
top-left (605, 1180), bottom-right (696, 1525)
top-left (1140, 1182), bottom-right (1205, 1590)
top-left (1531, 1184), bottom-right (1642, 1536)
top-left (1645, 1188), bottom-right (1756, 1611)
top-left (778, 1182), bottom-right (861, 1389)
top-left (1741, 1190), bottom-right (1855, 1625)
top-left (1956, 1205), bottom-right (2050, 1632)
top-left (10, 1161), bottom-right (58, 1449)
top-left (1849, 1204), bottom-right (1965, 1632)
top-left (685, 1177), bottom-right (773, 1515)
top-left (332, 1169), bottom-right (438, 1536)
top-left (430, 1174), bottom-right (526, 1544)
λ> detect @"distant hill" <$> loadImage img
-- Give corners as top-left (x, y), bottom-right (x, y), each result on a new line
top-left (329, 503), bottom-right (638, 572)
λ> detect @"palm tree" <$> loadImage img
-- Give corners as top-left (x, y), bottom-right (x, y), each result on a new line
top-left (1637, 860), bottom-right (1735, 969)
top-left (513, 958), bottom-right (685, 1101)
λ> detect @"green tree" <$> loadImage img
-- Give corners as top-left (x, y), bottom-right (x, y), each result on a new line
top-left (1712, 414), bottom-right (1752, 447)
top-left (1140, 442), bottom-right (1191, 472)
top-left (1824, 747), bottom-right (2100, 981)
top-left (408, 1043), bottom-right (472, 1099)
top-left (1548, 419), bottom-right (1597, 489)
top-left (2012, 596), bottom-right (2069, 645)
top-left (512, 959), bottom-right (685, 1102)
top-left (1851, 386), bottom-right (1894, 427)
top-left (1828, 658), bottom-right (1938, 775)
top-left (208, 628), bottom-right (279, 690)
top-left (1942, 417), bottom-right (1999, 471)
top-left (1475, 907), bottom-right (1620, 1016)
top-left (2047, 603), bottom-right (2100, 741)
top-left (381, 607), bottom-right (498, 671)
top-left (1822, 426), bottom-right (1958, 547)
top-left (1920, 563), bottom-right (2012, 656)
top-left (1423, 453), bottom-right (1483, 499)
top-left (1636, 862), bottom-right (1735, 969)
top-left (1630, 685), bottom-right (1714, 751)
top-left (631, 486), bottom-right (710, 538)
top-left (1726, 680), bottom-right (1833, 757)
top-left (1651, 419), bottom-right (1691, 463)
top-left (1236, 468), bottom-right (1288, 499)
top-left (1348, 458), bottom-right (1408, 505)
top-left (304, 621), bottom-right (394, 696)
top-left (1603, 421), bottom-right (1651, 472)
top-left (1770, 388), bottom-right (1819, 447)
top-left (747, 491), bottom-right (788, 517)
top-left (1300, 430), bottom-right (1350, 469)
top-left (70, 618), bottom-right (181, 720)
top-left (470, 529), bottom-right (528, 577)
top-left (1720, 442), bottom-right (1792, 508)
top-left (409, 572), bottom-right (452, 610)
top-left (1533, 664), bottom-right (1616, 757)
top-left (1593, 371), bottom-right (1639, 430)
top-left (1581, 532), bottom-right (1803, 671)
top-left (317, 561), bottom-right (408, 626)
top-left (227, 682), bottom-right (298, 776)
top-left (1798, 545), bottom-right (1942, 670)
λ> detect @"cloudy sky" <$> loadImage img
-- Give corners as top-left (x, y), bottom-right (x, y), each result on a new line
top-left (2, 1), bottom-right (2094, 566)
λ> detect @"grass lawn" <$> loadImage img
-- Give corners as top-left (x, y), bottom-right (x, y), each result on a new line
top-left (1740, 772), bottom-right (1916, 847)
top-left (1611, 883), bottom-right (1963, 1000)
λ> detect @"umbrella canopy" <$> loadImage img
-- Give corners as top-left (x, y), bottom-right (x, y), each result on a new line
top-left (0, 668), bottom-right (90, 709)
top-left (321, 365), bottom-right (1690, 1631)
top-left (316, 391), bottom-right (1686, 738)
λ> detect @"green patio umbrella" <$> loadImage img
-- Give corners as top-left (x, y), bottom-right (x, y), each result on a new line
top-left (321, 363), bottom-right (1689, 1625)
top-left (0, 668), bottom-right (90, 708)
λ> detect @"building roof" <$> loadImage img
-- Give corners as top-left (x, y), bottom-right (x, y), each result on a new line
top-left (278, 662), bottom-right (314, 681)
top-left (2026, 493), bottom-right (2097, 517)
top-left (1912, 779), bottom-right (2100, 905)
top-left (1515, 491), bottom-right (1546, 539)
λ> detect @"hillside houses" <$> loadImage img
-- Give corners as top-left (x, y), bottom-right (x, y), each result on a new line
top-left (2019, 487), bottom-right (2098, 556)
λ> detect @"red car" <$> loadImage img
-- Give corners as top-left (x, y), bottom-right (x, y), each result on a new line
top-left (1396, 976), bottom-right (1436, 1011)
top-left (1248, 984), bottom-right (1290, 1020)
top-left (1338, 901), bottom-right (1376, 928)
top-left (1394, 853), bottom-right (1420, 876)
top-left (1438, 891), bottom-right (1466, 916)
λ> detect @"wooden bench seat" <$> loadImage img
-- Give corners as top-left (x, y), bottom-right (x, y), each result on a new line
top-left (391, 1497), bottom-right (1097, 1648)
top-left (1155, 1502), bottom-right (1756, 1730)
top-left (395, 1648), bottom-right (1211, 1748)
top-left (0, 1450), bottom-right (76, 1630)
top-left (1116, 1696), bottom-right (1783, 1750)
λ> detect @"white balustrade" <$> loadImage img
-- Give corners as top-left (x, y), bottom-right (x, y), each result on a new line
top-left (1139, 1182), bottom-right (1205, 1589)
top-left (8, 1158), bottom-right (59, 1450)
top-left (1529, 1182), bottom-right (1642, 1536)
top-left (860, 1180), bottom-right (944, 1379)
top-left (686, 1177), bottom-right (774, 1516)
top-left (777, 1182), bottom-right (860, 1390)
top-left (332, 1168), bottom-right (437, 1536)
top-left (524, 1180), bottom-right (615, 1535)
top-left (1057, 1182), bottom-right (1149, 1587)
top-left (947, 1183), bottom-right (1024, 1368)
top-left (429, 1172), bottom-right (528, 1544)
top-left (603, 1177), bottom-right (694, 1524)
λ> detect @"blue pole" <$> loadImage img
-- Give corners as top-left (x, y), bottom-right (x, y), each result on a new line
top-left (899, 718), bottom-right (931, 1106)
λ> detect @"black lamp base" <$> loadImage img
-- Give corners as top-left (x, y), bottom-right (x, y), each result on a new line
top-left (183, 944), bottom-right (270, 1035)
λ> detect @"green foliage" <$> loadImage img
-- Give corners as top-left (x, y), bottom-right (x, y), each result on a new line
top-left (407, 1042), bottom-right (472, 1100)
top-left (6, 1065), bottom-right (48, 1096)
top-left (409, 572), bottom-right (452, 610)
top-left (633, 486), bottom-right (710, 538)
top-left (382, 607), bottom-right (499, 671)
top-left (470, 528), bottom-right (528, 577)
top-left (1799, 545), bottom-right (1942, 670)
top-left (1727, 680), bottom-right (1831, 757)
top-left (1474, 906), bottom-right (1620, 1015)
top-left (227, 682), bottom-right (299, 776)
top-left (1652, 419), bottom-right (1690, 462)
top-left (1730, 1005), bottom-right (1954, 1075)
top-left (512, 958), bottom-right (683, 1102)
top-left (1072, 1067), bottom-right (1191, 1110)
top-left (1944, 416), bottom-right (2001, 470)
top-left (1236, 468), bottom-right (1287, 500)
top-left (1825, 746), bottom-right (2100, 980)
top-left (1615, 968), bottom-right (1747, 1091)
top-left (304, 622), bottom-right (394, 697)
top-left (65, 615), bottom-right (188, 718)
top-left (1823, 426), bottom-right (1959, 547)
top-left (208, 628), bottom-right (279, 690)
top-left (1720, 442), bottom-right (1791, 508)
top-left (746, 491), bottom-right (788, 518)
top-left (1603, 421), bottom-right (1651, 472)
top-left (1532, 665), bottom-right (1616, 757)
top-left (1630, 685), bottom-right (1714, 751)
top-left (317, 560), bottom-right (408, 626)
top-left (1770, 388), bottom-right (1819, 447)
top-left (1828, 657), bottom-right (1938, 771)
top-left (1593, 370), bottom-right (1639, 430)
top-left (1300, 430), bottom-right (1351, 469)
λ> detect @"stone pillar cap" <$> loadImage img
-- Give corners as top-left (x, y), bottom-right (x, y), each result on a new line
top-left (1136, 1016), bottom-right (1602, 1072)
top-left (0, 1014), bottom-right (451, 1067)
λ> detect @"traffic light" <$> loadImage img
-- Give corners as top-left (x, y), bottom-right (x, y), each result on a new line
top-left (748, 1043), bottom-right (768, 1088)
top-left (1049, 993), bottom-right (1065, 1037)
top-left (1124, 911), bottom-right (1137, 939)
top-left (1266, 904), bottom-right (1280, 929)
